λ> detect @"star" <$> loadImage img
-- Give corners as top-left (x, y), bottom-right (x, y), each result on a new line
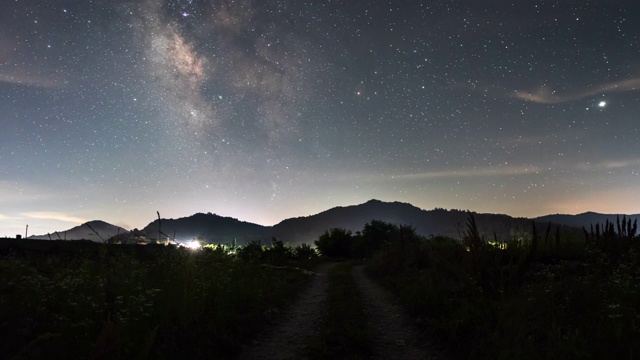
top-left (2, 0), bottom-right (640, 237)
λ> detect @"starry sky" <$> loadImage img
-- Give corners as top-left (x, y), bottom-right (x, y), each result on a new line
top-left (1, 0), bottom-right (640, 236)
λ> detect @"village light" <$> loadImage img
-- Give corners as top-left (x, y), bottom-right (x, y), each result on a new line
top-left (183, 240), bottom-right (202, 250)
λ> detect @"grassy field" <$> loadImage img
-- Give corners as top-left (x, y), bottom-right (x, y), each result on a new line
top-left (0, 239), bottom-right (317, 360)
top-left (365, 215), bottom-right (640, 359)
top-left (3, 214), bottom-right (639, 360)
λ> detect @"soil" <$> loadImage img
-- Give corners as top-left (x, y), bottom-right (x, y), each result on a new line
top-left (239, 263), bottom-right (335, 360)
top-left (240, 263), bottom-right (444, 360)
top-left (352, 265), bottom-right (443, 360)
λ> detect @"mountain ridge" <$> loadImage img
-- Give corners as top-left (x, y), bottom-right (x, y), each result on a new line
top-left (22, 200), bottom-right (640, 244)
top-left (29, 220), bottom-right (127, 242)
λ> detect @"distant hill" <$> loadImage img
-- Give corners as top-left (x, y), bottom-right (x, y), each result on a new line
top-left (31, 201), bottom-right (640, 246)
top-left (535, 212), bottom-right (640, 230)
top-left (141, 212), bottom-right (271, 245)
top-left (140, 200), bottom-right (539, 245)
top-left (270, 199), bottom-right (535, 244)
top-left (29, 220), bottom-right (128, 242)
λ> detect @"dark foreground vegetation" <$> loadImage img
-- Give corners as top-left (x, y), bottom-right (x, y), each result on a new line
top-left (307, 262), bottom-right (372, 360)
top-left (0, 239), bottom-right (318, 360)
top-left (3, 212), bottom-right (640, 360)
top-left (325, 216), bottom-right (639, 360)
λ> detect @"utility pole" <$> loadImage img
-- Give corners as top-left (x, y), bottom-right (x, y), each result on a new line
top-left (25, 224), bottom-right (28, 239)
top-left (157, 211), bottom-right (161, 243)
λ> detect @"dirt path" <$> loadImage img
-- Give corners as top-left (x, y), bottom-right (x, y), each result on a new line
top-left (352, 265), bottom-right (442, 360)
top-left (239, 263), bottom-right (335, 360)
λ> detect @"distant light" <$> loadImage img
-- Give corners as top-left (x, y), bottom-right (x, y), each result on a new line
top-left (598, 101), bottom-right (607, 108)
top-left (182, 240), bottom-right (201, 250)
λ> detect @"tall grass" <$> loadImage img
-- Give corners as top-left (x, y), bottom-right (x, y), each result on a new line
top-left (0, 240), bottom-right (317, 360)
top-left (366, 213), bottom-right (640, 359)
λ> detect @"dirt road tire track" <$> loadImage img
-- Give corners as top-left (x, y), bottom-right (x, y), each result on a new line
top-left (352, 265), bottom-right (442, 360)
top-left (240, 263), bottom-right (444, 359)
top-left (239, 263), bottom-right (335, 360)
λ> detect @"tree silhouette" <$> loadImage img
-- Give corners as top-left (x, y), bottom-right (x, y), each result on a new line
top-left (314, 228), bottom-right (353, 258)
top-left (355, 220), bottom-right (399, 257)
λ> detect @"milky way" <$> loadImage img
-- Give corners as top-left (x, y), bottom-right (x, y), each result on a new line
top-left (1, 0), bottom-right (639, 236)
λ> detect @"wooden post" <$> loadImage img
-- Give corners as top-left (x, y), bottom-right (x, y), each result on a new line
top-left (157, 211), bottom-right (161, 243)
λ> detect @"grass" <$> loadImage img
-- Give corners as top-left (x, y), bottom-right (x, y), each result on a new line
top-left (0, 239), bottom-right (317, 360)
top-left (4, 214), bottom-right (640, 360)
top-left (365, 215), bottom-right (640, 359)
top-left (307, 262), bottom-right (373, 360)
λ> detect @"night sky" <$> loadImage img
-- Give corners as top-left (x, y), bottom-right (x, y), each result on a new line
top-left (1, 0), bottom-right (640, 237)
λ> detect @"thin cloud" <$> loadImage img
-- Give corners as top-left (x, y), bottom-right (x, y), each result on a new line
top-left (0, 27), bottom-right (66, 88)
top-left (391, 166), bottom-right (541, 181)
top-left (602, 159), bottom-right (640, 169)
top-left (22, 212), bottom-right (87, 224)
top-left (513, 77), bottom-right (640, 104)
top-left (575, 159), bottom-right (640, 171)
top-left (0, 71), bottom-right (65, 88)
top-left (0, 214), bottom-right (22, 221)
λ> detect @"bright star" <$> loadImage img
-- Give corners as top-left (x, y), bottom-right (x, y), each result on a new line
top-left (598, 101), bottom-right (607, 108)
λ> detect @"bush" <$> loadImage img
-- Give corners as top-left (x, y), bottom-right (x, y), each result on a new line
top-left (0, 241), bottom-right (314, 359)
top-left (314, 228), bottom-right (353, 258)
top-left (365, 215), bottom-right (640, 359)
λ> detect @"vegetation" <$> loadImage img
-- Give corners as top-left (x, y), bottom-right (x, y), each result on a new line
top-left (314, 220), bottom-right (403, 259)
top-left (4, 212), bottom-right (640, 359)
top-left (364, 214), bottom-right (640, 359)
top-left (0, 239), bottom-right (318, 360)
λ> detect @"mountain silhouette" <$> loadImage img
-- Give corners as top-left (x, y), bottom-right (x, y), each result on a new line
top-left (139, 200), bottom-right (541, 245)
top-left (142, 212), bottom-right (270, 244)
top-left (29, 220), bottom-right (127, 242)
top-left (270, 199), bottom-right (534, 244)
top-left (27, 201), bottom-right (640, 245)
top-left (535, 212), bottom-right (640, 230)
